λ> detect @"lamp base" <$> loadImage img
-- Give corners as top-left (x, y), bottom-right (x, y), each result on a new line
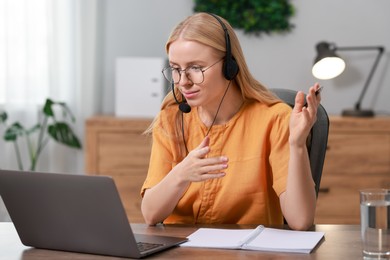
top-left (342, 109), bottom-right (374, 117)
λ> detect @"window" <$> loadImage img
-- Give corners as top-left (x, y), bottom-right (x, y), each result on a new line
top-left (0, 0), bottom-right (50, 104)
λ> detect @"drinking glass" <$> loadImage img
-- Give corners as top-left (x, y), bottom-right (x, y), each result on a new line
top-left (360, 189), bottom-right (390, 259)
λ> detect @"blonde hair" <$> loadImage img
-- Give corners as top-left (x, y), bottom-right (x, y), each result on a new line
top-left (145, 13), bottom-right (280, 157)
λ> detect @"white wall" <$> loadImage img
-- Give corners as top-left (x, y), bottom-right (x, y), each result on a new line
top-left (101, 0), bottom-right (194, 113)
top-left (101, 0), bottom-right (390, 115)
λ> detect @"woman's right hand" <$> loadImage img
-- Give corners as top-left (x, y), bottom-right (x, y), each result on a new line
top-left (141, 135), bottom-right (228, 225)
top-left (176, 136), bottom-right (228, 183)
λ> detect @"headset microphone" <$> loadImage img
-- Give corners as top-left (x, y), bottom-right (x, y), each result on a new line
top-left (171, 82), bottom-right (191, 113)
top-left (179, 102), bottom-right (191, 113)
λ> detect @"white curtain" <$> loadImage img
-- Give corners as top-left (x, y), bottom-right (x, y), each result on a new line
top-left (0, 0), bottom-right (101, 174)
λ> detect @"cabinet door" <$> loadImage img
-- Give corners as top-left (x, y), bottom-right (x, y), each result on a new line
top-left (98, 132), bottom-right (151, 173)
top-left (323, 133), bottom-right (390, 175)
top-left (315, 133), bottom-right (390, 224)
top-left (83, 117), bottom-right (153, 224)
top-left (96, 131), bottom-right (150, 222)
top-left (316, 175), bottom-right (390, 224)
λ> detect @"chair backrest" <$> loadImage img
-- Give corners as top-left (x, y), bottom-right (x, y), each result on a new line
top-left (270, 88), bottom-right (329, 197)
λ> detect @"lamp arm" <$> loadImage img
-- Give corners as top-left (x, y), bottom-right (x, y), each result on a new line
top-left (335, 46), bottom-right (385, 110)
top-left (355, 47), bottom-right (384, 110)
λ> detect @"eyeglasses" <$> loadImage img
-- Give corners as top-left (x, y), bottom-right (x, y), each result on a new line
top-left (162, 59), bottom-right (223, 84)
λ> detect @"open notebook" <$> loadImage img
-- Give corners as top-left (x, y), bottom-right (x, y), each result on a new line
top-left (181, 225), bottom-right (325, 254)
top-left (0, 169), bottom-right (187, 258)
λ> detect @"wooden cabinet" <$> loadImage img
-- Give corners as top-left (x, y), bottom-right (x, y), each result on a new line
top-left (85, 116), bottom-right (152, 223)
top-left (85, 116), bottom-right (390, 225)
top-left (315, 116), bottom-right (390, 224)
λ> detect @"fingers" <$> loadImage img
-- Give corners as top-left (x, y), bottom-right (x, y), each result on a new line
top-left (307, 83), bottom-right (322, 104)
top-left (298, 84), bottom-right (320, 131)
top-left (291, 83), bottom-right (321, 130)
top-left (305, 83), bottom-right (321, 115)
top-left (200, 156), bottom-right (228, 172)
top-left (194, 156), bottom-right (228, 181)
top-left (184, 137), bottom-right (228, 182)
top-left (293, 91), bottom-right (305, 112)
top-left (191, 154), bottom-right (228, 181)
top-left (315, 85), bottom-right (323, 97)
top-left (194, 136), bottom-right (210, 158)
top-left (197, 135), bottom-right (210, 149)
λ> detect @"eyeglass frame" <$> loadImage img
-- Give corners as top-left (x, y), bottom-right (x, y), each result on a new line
top-left (162, 58), bottom-right (223, 84)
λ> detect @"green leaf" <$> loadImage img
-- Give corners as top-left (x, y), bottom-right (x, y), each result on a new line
top-left (3, 123), bottom-right (25, 141)
top-left (43, 98), bottom-right (76, 122)
top-left (58, 102), bottom-right (76, 122)
top-left (47, 122), bottom-right (82, 149)
top-left (43, 98), bottom-right (55, 117)
top-left (0, 111), bottom-right (7, 123)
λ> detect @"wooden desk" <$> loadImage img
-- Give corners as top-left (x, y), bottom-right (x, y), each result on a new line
top-left (0, 222), bottom-right (363, 259)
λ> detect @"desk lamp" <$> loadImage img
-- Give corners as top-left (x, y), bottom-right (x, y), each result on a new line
top-left (312, 41), bottom-right (384, 117)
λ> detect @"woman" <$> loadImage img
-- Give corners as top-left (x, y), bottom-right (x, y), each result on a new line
top-left (141, 12), bottom-right (321, 231)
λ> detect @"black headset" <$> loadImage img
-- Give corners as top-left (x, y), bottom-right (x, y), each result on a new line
top-left (175, 13), bottom-right (240, 154)
top-left (208, 13), bottom-right (239, 81)
top-left (172, 13), bottom-right (240, 114)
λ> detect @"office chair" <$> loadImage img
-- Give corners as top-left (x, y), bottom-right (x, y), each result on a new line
top-left (270, 88), bottom-right (329, 197)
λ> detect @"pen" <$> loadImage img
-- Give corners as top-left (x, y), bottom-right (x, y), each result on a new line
top-left (303, 86), bottom-right (323, 107)
top-left (237, 225), bottom-right (264, 246)
top-left (315, 85), bottom-right (324, 96)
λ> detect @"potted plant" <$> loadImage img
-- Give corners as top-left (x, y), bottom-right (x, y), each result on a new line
top-left (0, 98), bottom-right (82, 171)
top-left (194, 0), bottom-right (295, 35)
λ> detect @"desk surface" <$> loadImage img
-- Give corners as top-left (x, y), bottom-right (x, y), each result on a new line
top-left (0, 222), bottom-right (362, 259)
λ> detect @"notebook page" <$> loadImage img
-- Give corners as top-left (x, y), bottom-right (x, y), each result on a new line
top-left (243, 227), bottom-right (325, 253)
top-left (180, 228), bottom-right (253, 249)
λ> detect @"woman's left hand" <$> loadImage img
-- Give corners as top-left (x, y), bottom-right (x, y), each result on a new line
top-left (289, 83), bottom-right (322, 147)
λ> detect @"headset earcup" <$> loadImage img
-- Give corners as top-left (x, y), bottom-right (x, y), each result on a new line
top-left (223, 57), bottom-right (239, 80)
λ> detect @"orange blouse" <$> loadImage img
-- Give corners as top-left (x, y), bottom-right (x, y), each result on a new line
top-left (141, 101), bottom-right (292, 225)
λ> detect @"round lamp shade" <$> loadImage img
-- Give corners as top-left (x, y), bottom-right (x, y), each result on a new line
top-left (312, 41), bottom-right (346, 80)
top-left (312, 57), bottom-right (345, 80)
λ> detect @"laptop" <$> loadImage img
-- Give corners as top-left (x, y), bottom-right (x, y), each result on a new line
top-left (0, 169), bottom-right (187, 258)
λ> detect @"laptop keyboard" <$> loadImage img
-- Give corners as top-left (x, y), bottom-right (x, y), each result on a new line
top-left (137, 242), bottom-right (164, 252)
